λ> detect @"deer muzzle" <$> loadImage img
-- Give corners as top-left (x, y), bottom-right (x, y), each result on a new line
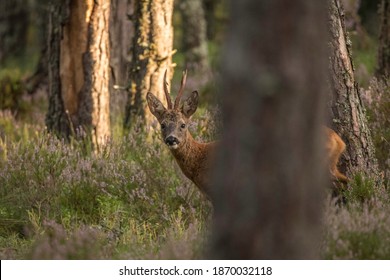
top-left (165, 136), bottom-right (180, 149)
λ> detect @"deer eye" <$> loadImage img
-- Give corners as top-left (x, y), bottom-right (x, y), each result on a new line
top-left (161, 124), bottom-right (166, 129)
top-left (181, 124), bottom-right (186, 129)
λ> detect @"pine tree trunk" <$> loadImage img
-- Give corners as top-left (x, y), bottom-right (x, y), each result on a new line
top-left (203, 0), bottom-right (218, 41)
top-left (25, 0), bottom-right (51, 95)
top-left (179, 0), bottom-right (209, 73)
top-left (78, 0), bottom-right (111, 147)
top-left (124, 0), bottom-right (174, 128)
top-left (109, 0), bottom-right (133, 116)
top-left (46, 0), bottom-right (71, 138)
top-left (211, 0), bottom-right (328, 259)
top-left (328, 0), bottom-right (380, 181)
top-left (377, 0), bottom-right (390, 78)
top-left (46, 0), bottom-right (111, 148)
top-left (0, 0), bottom-right (29, 64)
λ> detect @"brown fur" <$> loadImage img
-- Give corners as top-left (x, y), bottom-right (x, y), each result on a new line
top-left (325, 127), bottom-right (348, 183)
top-left (170, 133), bottom-right (216, 197)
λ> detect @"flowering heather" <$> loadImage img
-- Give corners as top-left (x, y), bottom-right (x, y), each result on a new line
top-left (0, 113), bottom-right (212, 259)
top-left (1, 104), bottom-right (390, 259)
top-left (322, 174), bottom-right (390, 259)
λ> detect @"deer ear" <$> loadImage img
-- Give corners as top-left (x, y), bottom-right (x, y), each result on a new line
top-left (181, 91), bottom-right (199, 118)
top-left (147, 92), bottom-right (167, 121)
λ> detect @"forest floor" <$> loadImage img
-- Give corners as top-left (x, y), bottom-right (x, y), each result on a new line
top-left (0, 87), bottom-right (390, 259)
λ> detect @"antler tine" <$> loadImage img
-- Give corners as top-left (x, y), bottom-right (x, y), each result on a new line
top-left (174, 70), bottom-right (188, 109)
top-left (163, 69), bottom-right (173, 109)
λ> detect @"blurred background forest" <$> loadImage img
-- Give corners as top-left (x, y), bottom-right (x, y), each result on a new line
top-left (1, 0), bottom-right (390, 259)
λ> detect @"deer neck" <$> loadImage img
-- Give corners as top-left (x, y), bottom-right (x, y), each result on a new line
top-left (171, 132), bottom-right (200, 161)
top-left (170, 132), bottom-right (204, 181)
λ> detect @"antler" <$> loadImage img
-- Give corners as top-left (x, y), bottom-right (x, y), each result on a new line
top-left (174, 70), bottom-right (187, 110)
top-left (163, 69), bottom-right (173, 109)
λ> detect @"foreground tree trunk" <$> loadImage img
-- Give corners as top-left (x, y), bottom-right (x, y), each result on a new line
top-left (328, 0), bottom-right (380, 180)
top-left (377, 0), bottom-right (390, 78)
top-left (179, 0), bottom-right (210, 74)
top-left (46, 0), bottom-right (111, 148)
top-left (211, 0), bottom-right (328, 259)
top-left (124, 0), bottom-right (174, 128)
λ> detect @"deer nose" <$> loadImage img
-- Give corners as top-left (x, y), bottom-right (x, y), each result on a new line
top-left (165, 136), bottom-right (179, 146)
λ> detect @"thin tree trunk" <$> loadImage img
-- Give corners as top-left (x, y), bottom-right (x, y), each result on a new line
top-left (46, 0), bottom-right (71, 138)
top-left (371, 0), bottom-right (390, 181)
top-left (124, 0), bottom-right (174, 128)
top-left (0, 0), bottom-right (29, 64)
top-left (25, 0), bottom-right (50, 95)
top-left (203, 0), bottom-right (218, 41)
top-left (328, 0), bottom-right (380, 181)
top-left (110, 0), bottom-right (132, 87)
top-left (179, 0), bottom-right (210, 74)
top-left (377, 0), bottom-right (390, 78)
top-left (46, 0), bottom-right (111, 148)
top-left (211, 0), bottom-right (328, 259)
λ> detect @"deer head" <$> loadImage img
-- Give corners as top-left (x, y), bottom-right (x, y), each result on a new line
top-left (147, 70), bottom-right (199, 150)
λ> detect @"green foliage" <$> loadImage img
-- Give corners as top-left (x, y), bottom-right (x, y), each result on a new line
top-left (323, 172), bottom-right (390, 259)
top-left (350, 33), bottom-right (378, 87)
top-left (0, 70), bottom-right (25, 114)
top-left (325, 227), bottom-right (390, 259)
top-left (342, 173), bottom-right (377, 203)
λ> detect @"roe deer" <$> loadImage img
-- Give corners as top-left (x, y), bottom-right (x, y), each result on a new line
top-left (147, 70), bottom-right (216, 198)
top-left (147, 70), bottom-right (348, 200)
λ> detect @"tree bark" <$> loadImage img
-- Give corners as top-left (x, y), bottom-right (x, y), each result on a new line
top-left (124, 0), bottom-right (174, 128)
top-left (78, 0), bottom-right (111, 147)
top-left (46, 0), bottom-right (111, 148)
top-left (46, 0), bottom-right (71, 138)
top-left (211, 0), bottom-right (328, 259)
top-left (109, 0), bottom-right (133, 116)
top-left (377, 0), bottom-right (390, 78)
top-left (179, 0), bottom-right (210, 74)
top-left (328, 0), bottom-right (380, 181)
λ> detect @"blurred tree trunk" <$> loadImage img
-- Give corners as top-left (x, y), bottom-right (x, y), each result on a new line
top-left (46, 0), bottom-right (111, 148)
top-left (203, 0), bottom-right (218, 41)
top-left (179, 0), bottom-right (210, 74)
top-left (25, 48), bottom-right (48, 95)
top-left (110, 0), bottom-right (132, 87)
top-left (0, 0), bottom-right (29, 64)
top-left (211, 0), bottom-right (328, 259)
top-left (109, 0), bottom-right (133, 127)
top-left (328, 0), bottom-right (380, 181)
top-left (124, 0), bottom-right (174, 128)
top-left (377, 0), bottom-right (390, 78)
top-left (25, 0), bottom-right (50, 95)
top-left (340, 0), bottom-right (361, 31)
top-left (359, 0), bottom-right (381, 35)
